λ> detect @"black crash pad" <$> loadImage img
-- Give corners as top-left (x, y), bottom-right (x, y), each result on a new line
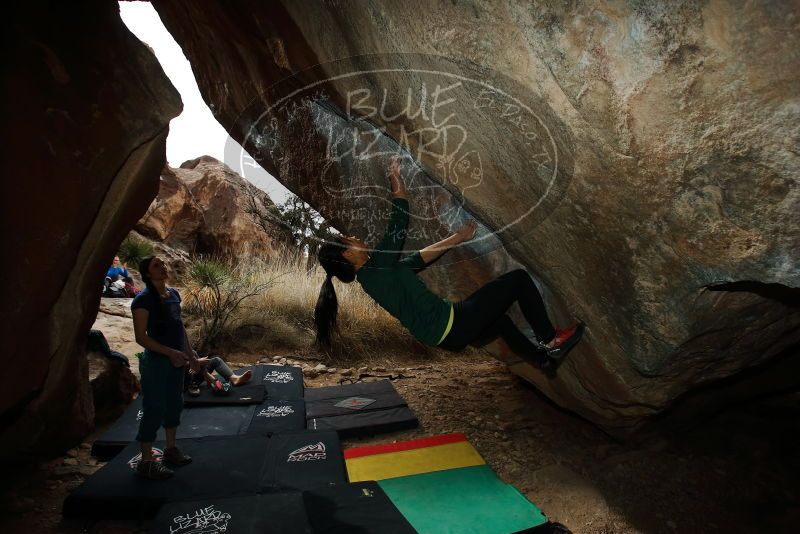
top-left (258, 364), bottom-right (305, 400)
top-left (91, 395), bottom-right (257, 461)
top-left (66, 431), bottom-right (346, 520)
top-left (186, 363), bottom-right (304, 401)
top-left (307, 406), bottom-right (419, 437)
top-left (246, 399), bottom-right (307, 436)
top-left (303, 481), bottom-right (417, 534)
top-left (304, 380), bottom-right (418, 438)
top-left (150, 492), bottom-right (312, 534)
top-left (183, 383), bottom-right (266, 406)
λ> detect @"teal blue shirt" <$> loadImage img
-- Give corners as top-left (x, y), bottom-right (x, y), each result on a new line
top-left (356, 198), bottom-right (452, 346)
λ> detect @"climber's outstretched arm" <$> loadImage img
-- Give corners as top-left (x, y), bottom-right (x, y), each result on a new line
top-left (418, 220), bottom-right (477, 264)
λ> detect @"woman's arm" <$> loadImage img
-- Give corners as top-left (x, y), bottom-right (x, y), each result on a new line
top-left (419, 220), bottom-right (477, 264)
top-left (132, 308), bottom-right (189, 368)
top-left (370, 158), bottom-right (411, 267)
top-left (183, 329), bottom-right (202, 372)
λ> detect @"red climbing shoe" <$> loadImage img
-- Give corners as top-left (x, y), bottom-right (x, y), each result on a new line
top-left (549, 324), bottom-right (579, 349)
top-left (546, 322), bottom-right (586, 369)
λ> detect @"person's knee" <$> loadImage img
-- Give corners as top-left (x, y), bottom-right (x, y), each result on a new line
top-left (136, 412), bottom-right (162, 443)
top-left (209, 356), bottom-right (223, 369)
top-left (163, 413), bottom-right (181, 429)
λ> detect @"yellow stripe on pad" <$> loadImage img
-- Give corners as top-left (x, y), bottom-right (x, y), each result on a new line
top-left (346, 440), bottom-right (486, 482)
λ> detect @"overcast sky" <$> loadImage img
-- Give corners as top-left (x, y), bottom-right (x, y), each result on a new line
top-left (119, 2), bottom-right (291, 204)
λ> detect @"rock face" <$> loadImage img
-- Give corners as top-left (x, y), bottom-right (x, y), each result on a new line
top-left (137, 156), bottom-right (284, 259)
top-left (1, 2), bottom-right (181, 460)
top-left (87, 350), bottom-right (140, 425)
top-left (151, 1), bottom-right (800, 430)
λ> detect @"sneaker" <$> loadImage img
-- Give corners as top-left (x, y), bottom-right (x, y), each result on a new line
top-left (163, 446), bottom-right (192, 466)
top-left (517, 350), bottom-right (556, 377)
top-left (187, 384), bottom-right (201, 397)
top-left (135, 459), bottom-right (174, 480)
top-left (546, 322), bottom-right (586, 367)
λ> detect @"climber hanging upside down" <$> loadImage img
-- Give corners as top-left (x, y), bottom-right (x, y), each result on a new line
top-left (314, 157), bottom-right (584, 376)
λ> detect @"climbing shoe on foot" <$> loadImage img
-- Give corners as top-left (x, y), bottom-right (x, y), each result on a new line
top-left (538, 356), bottom-right (558, 378)
top-left (187, 383), bottom-right (201, 397)
top-left (136, 460), bottom-right (174, 480)
top-left (164, 446), bottom-right (192, 466)
top-left (549, 324), bottom-right (581, 349)
top-left (546, 322), bottom-right (585, 367)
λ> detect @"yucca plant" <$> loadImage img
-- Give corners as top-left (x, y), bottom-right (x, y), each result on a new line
top-left (185, 256), bottom-right (276, 351)
top-left (117, 234), bottom-right (155, 267)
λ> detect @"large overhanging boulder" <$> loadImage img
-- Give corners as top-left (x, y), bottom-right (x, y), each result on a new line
top-left (1, 1), bottom-right (181, 460)
top-left (152, 1), bottom-right (799, 430)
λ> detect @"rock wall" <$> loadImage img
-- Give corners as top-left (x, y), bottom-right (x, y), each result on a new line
top-left (0, 1), bottom-right (181, 460)
top-left (137, 156), bottom-right (284, 259)
top-left (151, 0), bottom-right (800, 430)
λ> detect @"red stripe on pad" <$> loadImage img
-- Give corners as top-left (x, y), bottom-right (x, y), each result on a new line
top-left (344, 433), bottom-right (467, 459)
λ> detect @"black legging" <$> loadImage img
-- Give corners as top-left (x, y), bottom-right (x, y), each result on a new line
top-left (438, 269), bottom-right (556, 365)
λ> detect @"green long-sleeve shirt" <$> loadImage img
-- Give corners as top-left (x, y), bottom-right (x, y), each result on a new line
top-left (356, 197), bottom-right (453, 346)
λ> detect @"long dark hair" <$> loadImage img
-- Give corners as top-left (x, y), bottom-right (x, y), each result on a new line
top-left (138, 256), bottom-right (166, 334)
top-left (314, 241), bottom-right (356, 350)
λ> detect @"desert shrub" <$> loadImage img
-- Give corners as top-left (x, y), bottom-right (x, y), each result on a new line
top-left (117, 234), bottom-right (154, 267)
top-left (184, 256), bottom-right (277, 352)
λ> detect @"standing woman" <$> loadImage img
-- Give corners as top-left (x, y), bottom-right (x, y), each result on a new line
top-left (131, 256), bottom-right (199, 479)
top-left (315, 159), bottom-right (584, 375)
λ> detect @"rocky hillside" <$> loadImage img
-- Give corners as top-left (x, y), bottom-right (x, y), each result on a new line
top-left (136, 155), bottom-right (285, 260)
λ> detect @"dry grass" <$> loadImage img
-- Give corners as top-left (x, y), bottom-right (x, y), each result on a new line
top-left (197, 255), bottom-right (431, 365)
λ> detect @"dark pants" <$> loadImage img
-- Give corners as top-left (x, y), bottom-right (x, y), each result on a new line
top-left (438, 269), bottom-right (556, 364)
top-left (136, 352), bottom-right (184, 443)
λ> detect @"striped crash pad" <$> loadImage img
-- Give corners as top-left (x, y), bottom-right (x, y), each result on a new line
top-left (345, 433), bottom-right (484, 482)
top-left (345, 434), bottom-right (549, 534)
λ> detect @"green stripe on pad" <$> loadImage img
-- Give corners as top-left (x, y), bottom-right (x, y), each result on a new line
top-left (378, 465), bottom-right (548, 534)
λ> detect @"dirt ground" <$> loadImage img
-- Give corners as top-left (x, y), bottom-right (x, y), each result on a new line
top-left (1, 308), bottom-right (798, 533)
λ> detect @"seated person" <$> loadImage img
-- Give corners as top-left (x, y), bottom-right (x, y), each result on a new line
top-left (187, 355), bottom-right (253, 396)
top-left (107, 256), bottom-right (130, 280)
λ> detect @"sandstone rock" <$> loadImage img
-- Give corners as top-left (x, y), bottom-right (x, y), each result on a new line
top-left (98, 299), bottom-right (133, 319)
top-left (87, 350), bottom-right (140, 424)
top-left (151, 0), bottom-right (800, 431)
top-left (137, 156), bottom-right (286, 259)
top-left (2, 1), bottom-right (181, 460)
top-left (303, 369), bottom-right (319, 379)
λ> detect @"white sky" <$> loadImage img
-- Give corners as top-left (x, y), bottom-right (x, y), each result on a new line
top-left (119, 1), bottom-right (291, 204)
